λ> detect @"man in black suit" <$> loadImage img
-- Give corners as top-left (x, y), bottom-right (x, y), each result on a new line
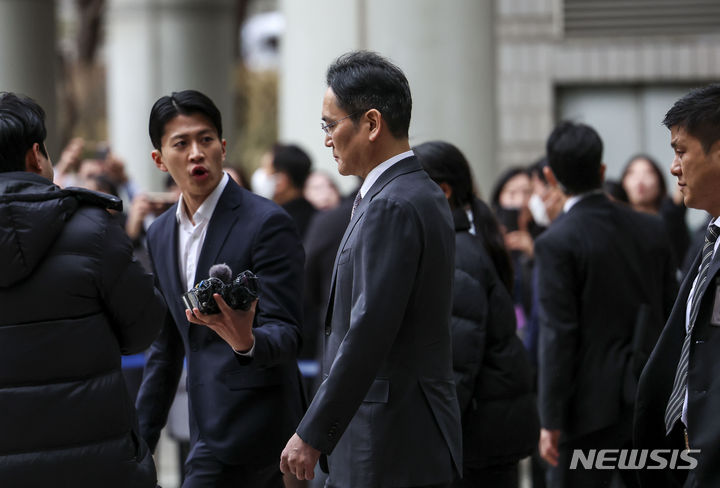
top-left (268, 143), bottom-right (316, 239)
top-left (300, 190), bottom-right (355, 370)
top-left (134, 90), bottom-right (305, 487)
top-left (280, 51), bottom-right (462, 487)
top-left (535, 121), bottom-right (677, 487)
top-left (635, 84), bottom-right (720, 487)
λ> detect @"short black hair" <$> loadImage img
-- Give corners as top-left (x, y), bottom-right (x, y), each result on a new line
top-left (529, 156), bottom-right (548, 184)
top-left (546, 121), bottom-right (603, 195)
top-left (0, 92), bottom-right (49, 173)
top-left (663, 83), bottom-right (720, 154)
top-left (271, 143), bottom-right (312, 190)
top-left (148, 89), bottom-right (222, 150)
top-left (327, 51), bottom-right (412, 139)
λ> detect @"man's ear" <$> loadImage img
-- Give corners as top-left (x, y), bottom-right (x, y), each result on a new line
top-left (274, 171), bottom-right (289, 192)
top-left (24, 143), bottom-right (44, 174)
top-left (599, 163), bottom-right (606, 184)
top-left (366, 109), bottom-right (382, 142)
top-left (543, 166), bottom-right (559, 189)
top-left (151, 150), bottom-right (168, 172)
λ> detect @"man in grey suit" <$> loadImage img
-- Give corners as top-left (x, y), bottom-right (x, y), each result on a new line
top-left (280, 51), bottom-right (462, 487)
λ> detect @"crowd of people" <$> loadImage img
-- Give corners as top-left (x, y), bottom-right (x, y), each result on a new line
top-left (2, 51), bottom-right (720, 488)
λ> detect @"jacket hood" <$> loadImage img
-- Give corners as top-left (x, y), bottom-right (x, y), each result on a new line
top-left (0, 172), bottom-right (122, 287)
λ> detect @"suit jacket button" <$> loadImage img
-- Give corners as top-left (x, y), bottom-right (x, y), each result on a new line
top-left (324, 327), bottom-right (331, 336)
top-left (190, 342), bottom-right (198, 352)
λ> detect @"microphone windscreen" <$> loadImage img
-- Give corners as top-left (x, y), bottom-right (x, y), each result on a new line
top-left (208, 263), bottom-right (232, 283)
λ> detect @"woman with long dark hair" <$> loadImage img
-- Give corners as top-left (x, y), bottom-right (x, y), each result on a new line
top-left (415, 141), bottom-right (539, 488)
top-left (621, 153), bottom-right (689, 268)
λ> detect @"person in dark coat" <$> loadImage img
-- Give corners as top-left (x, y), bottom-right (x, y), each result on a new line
top-left (635, 83), bottom-right (720, 487)
top-left (135, 90), bottom-right (305, 487)
top-left (269, 143), bottom-right (316, 239)
top-left (0, 92), bottom-right (166, 487)
top-left (281, 51), bottom-right (462, 487)
top-left (415, 140), bottom-right (539, 488)
top-left (536, 121), bottom-right (677, 488)
top-left (300, 189), bottom-right (356, 379)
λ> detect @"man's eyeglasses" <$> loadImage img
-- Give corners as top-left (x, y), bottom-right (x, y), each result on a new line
top-left (321, 111), bottom-right (364, 136)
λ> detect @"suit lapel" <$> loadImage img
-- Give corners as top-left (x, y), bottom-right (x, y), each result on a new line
top-left (335, 156), bottom-right (421, 258)
top-left (323, 156), bottom-right (422, 329)
top-left (152, 207), bottom-right (185, 302)
top-left (193, 182), bottom-right (243, 285)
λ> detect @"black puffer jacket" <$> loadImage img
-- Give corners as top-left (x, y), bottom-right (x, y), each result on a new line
top-left (0, 172), bottom-right (166, 487)
top-left (450, 208), bottom-right (539, 469)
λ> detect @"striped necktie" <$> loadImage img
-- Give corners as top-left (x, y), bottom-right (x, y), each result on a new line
top-left (665, 224), bottom-right (720, 433)
top-left (351, 191), bottom-right (362, 219)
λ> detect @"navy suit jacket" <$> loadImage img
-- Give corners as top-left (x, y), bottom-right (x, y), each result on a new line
top-left (296, 157), bottom-right (462, 488)
top-left (135, 179), bottom-right (305, 465)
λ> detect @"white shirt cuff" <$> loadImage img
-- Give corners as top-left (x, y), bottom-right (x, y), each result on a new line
top-left (232, 334), bottom-right (255, 357)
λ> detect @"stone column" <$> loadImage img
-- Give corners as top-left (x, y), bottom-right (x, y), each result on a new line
top-left (0, 0), bottom-right (58, 154)
top-left (107, 0), bottom-right (236, 191)
top-left (279, 0), bottom-right (496, 196)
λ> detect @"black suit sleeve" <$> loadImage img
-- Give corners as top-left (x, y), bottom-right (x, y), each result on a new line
top-left (536, 234), bottom-right (579, 431)
top-left (241, 210), bottom-right (304, 367)
top-left (134, 244), bottom-right (185, 452)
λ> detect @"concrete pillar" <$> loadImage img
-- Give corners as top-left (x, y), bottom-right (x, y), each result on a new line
top-left (0, 0), bottom-right (58, 155)
top-left (107, 0), bottom-right (236, 192)
top-left (279, 0), bottom-right (496, 196)
top-left (278, 0), bottom-right (360, 191)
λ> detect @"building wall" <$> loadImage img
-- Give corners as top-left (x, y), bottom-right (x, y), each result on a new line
top-left (496, 0), bottom-right (720, 172)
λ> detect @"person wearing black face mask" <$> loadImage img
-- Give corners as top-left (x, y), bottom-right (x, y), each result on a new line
top-left (490, 167), bottom-right (539, 345)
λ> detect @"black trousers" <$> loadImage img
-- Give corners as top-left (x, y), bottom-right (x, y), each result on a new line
top-left (454, 462), bottom-right (518, 488)
top-left (182, 437), bottom-right (282, 488)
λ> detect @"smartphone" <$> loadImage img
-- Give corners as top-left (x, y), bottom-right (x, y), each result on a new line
top-left (495, 207), bottom-right (520, 232)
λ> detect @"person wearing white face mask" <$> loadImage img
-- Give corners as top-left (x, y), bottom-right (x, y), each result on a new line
top-left (491, 165), bottom-right (554, 342)
top-left (250, 150), bottom-right (277, 200)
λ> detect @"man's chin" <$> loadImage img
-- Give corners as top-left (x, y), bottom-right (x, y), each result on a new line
top-left (336, 162), bottom-right (350, 176)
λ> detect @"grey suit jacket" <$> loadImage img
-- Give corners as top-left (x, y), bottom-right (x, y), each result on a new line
top-left (296, 156), bottom-right (462, 488)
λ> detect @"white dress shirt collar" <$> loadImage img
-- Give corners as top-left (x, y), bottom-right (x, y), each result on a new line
top-left (563, 189), bottom-right (604, 213)
top-left (359, 150), bottom-right (414, 199)
top-left (176, 172), bottom-right (229, 226)
top-left (176, 172), bottom-right (229, 291)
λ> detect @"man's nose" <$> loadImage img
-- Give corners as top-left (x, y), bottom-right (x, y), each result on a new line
top-left (189, 141), bottom-right (203, 160)
top-left (670, 156), bottom-right (681, 176)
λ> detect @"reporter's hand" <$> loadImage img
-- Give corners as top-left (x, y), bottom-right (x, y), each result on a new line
top-left (185, 294), bottom-right (256, 352)
top-left (125, 194), bottom-right (152, 240)
top-left (505, 230), bottom-right (534, 257)
top-left (280, 433), bottom-right (321, 481)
